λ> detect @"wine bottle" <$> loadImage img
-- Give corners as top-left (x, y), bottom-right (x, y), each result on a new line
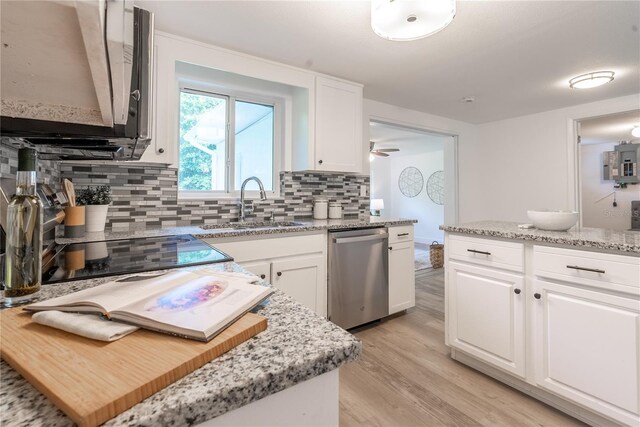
top-left (3, 148), bottom-right (43, 306)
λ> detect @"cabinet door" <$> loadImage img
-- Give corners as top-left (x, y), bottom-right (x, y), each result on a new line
top-left (533, 279), bottom-right (640, 425)
top-left (272, 255), bottom-right (326, 316)
top-left (238, 260), bottom-right (271, 281)
top-left (448, 261), bottom-right (526, 377)
top-left (314, 76), bottom-right (363, 173)
top-left (389, 241), bottom-right (415, 314)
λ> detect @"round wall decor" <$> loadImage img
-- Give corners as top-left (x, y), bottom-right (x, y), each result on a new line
top-left (398, 167), bottom-right (423, 198)
top-left (426, 170), bottom-right (445, 205)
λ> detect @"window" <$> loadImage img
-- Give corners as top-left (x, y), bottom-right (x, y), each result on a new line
top-left (178, 88), bottom-right (277, 197)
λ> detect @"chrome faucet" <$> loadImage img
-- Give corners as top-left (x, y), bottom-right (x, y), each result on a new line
top-left (239, 176), bottom-right (267, 222)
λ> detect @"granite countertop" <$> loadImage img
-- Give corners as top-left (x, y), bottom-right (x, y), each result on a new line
top-left (57, 216), bottom-right (417, 244)
top-left (0, 262), bottom-right (361, 426)
top-left (441, 220), bottom-right (640, 254)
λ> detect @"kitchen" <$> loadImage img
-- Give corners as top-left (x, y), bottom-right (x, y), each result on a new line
top-left (1, 1), bottom-right (639, 426)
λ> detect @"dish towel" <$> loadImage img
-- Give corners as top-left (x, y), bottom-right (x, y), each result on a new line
top-left (32, 311), bottom-right (139, 342)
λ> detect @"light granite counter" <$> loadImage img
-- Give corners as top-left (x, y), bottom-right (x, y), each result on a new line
top-left (0, 262), bottom-right (361, 426)
top-left (441, 220), bottom-right (640, 254)
top-left (57, 216), bottom-right (417, 244)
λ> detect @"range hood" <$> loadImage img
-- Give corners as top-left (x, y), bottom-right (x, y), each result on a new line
top-left (0, 2), bottom-right (154, 160)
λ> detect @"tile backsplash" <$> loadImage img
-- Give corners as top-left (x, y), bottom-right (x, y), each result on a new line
top-left (59, 162), bottom-right (370, 231)
top-left (1, 138), bottom-right (61, 188)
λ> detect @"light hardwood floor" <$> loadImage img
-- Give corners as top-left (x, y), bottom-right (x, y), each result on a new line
top-left (339, 268), bottom-right (585, 427)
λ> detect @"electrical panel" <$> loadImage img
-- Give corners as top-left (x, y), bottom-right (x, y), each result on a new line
top-left (603, 143), bottom-right (639, 183)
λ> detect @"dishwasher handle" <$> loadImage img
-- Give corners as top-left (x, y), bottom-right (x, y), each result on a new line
top-left (333, 232), bottom-right (389, 244)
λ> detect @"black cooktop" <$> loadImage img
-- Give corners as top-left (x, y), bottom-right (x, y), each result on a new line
top-left (43, 235), bottom-right (233, 284)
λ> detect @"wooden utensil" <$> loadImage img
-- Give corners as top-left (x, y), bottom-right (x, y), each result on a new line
top-left (0, 308), bottom-right (268, 427)
top-left (63, 179), bottom-right (75, 206)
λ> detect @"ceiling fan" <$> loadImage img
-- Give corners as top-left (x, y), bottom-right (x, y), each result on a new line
top-left (370, 141), bottom-right (400, 157)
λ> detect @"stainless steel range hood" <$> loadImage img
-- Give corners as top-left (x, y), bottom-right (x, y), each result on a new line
top-left (0, 3), bottom-right (154, 161)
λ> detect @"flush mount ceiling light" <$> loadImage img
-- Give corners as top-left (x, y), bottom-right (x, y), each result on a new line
top-left (632, 126), bottom-right (640, 138)
top-left (371, 0), bottom-right (456, 41)
top-left (568, 71), bottom-right (615, 89)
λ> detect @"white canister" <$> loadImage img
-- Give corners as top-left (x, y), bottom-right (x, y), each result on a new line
top-left (313, 198), bottom-right (328, 220)
top-left (328, 202), bottom-right (343, 219)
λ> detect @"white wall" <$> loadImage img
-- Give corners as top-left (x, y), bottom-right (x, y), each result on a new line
top-left (371, 148), bottom-right (445, 244)
top-left (580, 141), bottom-right (639, 230)
top-left (466, 94), bottom-right (640, 223)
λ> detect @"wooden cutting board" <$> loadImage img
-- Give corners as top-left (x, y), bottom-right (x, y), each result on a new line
top-left (0, 308), bottom-right (267, 427)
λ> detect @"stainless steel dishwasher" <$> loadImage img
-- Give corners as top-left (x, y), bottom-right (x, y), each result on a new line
top-left (328, 227), bottom-right (389, 329)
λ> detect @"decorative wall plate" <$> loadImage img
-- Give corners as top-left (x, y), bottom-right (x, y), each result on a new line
top-left (398, 167), bottom-right (423, 198)
top-left (426, 170), bottom-right (444, 205)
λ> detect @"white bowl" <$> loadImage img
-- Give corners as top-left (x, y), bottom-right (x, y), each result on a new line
top-left (527, 210), bottom-right (579, 231)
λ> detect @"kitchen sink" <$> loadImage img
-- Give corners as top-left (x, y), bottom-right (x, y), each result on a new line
top-left (201, 221), bottom-right (305, 230)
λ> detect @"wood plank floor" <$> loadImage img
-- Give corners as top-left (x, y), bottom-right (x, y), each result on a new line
top-left (339, 269), bottom-right (585, 427)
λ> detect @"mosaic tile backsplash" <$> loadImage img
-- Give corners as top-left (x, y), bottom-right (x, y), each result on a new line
top-left (59, 163), bottom-right (370, 231)
top-left (1, 138), bottom-right (61, 188)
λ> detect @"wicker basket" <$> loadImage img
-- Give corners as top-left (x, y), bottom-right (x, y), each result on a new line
top-left (430, 241), bottom-right (444, 269)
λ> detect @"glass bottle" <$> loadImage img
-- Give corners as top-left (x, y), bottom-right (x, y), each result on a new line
top-left (3, 148), bottom-right (43, 306)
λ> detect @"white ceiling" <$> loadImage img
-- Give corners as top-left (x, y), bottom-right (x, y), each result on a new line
top-left (136, 1), bottom-right (640, 124)
top-left (579, 109), bottom-right (640, 144)
top-left (370, 121), bottom-right (449, 156)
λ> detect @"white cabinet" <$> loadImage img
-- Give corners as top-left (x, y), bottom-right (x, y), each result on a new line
top-left (313, 76), bottom-right (363, 173)
top-left (388, 226), bottom-right (415, 315)
top-left (445, 233), bottom-right (640, 426)
top-left (533, 280), bottom-right (640, 426)
top-left (448, 261), bottom-right (525, 378)
top-left (204, 233), bottom-right (327, 316)
top-left (272, 256), bottom-right (325, 313)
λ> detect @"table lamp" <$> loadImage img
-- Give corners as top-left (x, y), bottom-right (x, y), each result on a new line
top-left (371, 199), bottom-right (384, 216)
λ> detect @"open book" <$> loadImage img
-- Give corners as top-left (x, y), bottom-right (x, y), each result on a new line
top-left (25, 269), bottom-right (273, 341)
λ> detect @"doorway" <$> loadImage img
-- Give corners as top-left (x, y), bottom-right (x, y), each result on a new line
top-left (577, 110), bottom-right (640, 231)
top-left (369, 120), bottom-right (455, 270)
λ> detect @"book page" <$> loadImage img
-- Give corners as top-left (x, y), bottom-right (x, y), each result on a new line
top-left (28, 271), bottom-right (197, 314)
top-left (113, 275), bottom-right (271, 337)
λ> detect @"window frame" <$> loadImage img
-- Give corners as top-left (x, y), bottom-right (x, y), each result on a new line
top-left (177, 83), bottom-right (282, 200)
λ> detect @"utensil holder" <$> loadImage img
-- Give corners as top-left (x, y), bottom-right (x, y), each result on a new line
top-left (64, 206), bottom-right (86, 238)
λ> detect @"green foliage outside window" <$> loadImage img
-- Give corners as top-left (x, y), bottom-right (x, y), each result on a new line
top-left (179, 92), bottom-right (222, 190)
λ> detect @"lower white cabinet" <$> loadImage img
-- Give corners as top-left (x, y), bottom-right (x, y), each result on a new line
top-left (533, 278), bottom-right (640, 426)
top-left (448, 261), bottom-right (525, 378)
top-left (272, 255), bottom-right (325, 313)
top-left (388, 240), bottom-right (415, 314)
top-left (445, 233), bottom-right (640, 426)
top-left (204, 233), bottom-right (327, 316)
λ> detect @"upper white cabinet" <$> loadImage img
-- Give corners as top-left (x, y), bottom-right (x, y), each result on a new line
top-left (313, 76), bottom-right (363, 173)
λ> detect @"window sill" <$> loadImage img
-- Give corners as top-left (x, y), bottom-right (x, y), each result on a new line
top-left (178, 191), bottom-right (280, 201)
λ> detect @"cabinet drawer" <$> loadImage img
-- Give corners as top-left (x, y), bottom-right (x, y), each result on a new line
top-left (534, 246), bottom-right (640, 294)
top-left (388, 225), bottom-right (414, 244)
top-left (448, 235), bottom-right (524, 273)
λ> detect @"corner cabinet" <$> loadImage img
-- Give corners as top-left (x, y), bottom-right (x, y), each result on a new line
top-left (313, 76), bottom-right (363, 173)
top-left (388, 226), bottom-right (416, 314)
top-left (444, 233), bottom-right (640, 427)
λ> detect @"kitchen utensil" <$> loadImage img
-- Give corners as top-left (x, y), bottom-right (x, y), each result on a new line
top-left (63, 179), bottom-right (75, 206)
top-left (0, 308), bottom-right (267, 427)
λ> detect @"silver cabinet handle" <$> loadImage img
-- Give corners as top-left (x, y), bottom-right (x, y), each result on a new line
top-left (467, 249), bottom-right (491, 256)
top-left (566, 265), bottom-right (605, 274)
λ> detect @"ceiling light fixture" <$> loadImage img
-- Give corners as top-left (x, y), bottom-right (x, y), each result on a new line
top-left (371, 0), bottom-right (456, 41)
top-left (632, 126), bottom-right (640, 138)
top-left (568, 71), bottom-right (615, 89)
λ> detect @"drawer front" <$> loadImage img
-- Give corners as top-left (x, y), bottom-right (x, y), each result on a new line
top-left (534, 246), bottom-right (640, 294)
top-left (388, 225), bottom-right (414, 244)
top-left (448, 235), bottom-right (524, 273)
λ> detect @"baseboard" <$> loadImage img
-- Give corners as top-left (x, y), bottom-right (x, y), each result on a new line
top-left (450, 349), bottom-right (624, 427)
